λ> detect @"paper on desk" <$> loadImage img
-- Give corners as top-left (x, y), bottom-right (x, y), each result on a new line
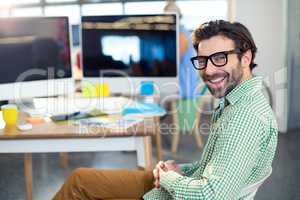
top-left (73, 116), bottom-right (143, 130)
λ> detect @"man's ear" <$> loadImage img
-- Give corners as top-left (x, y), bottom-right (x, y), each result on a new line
top-left (241, 49), bottom-right (252, 68)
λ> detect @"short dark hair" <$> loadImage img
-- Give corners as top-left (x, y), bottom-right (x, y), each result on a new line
top-left (192, 20), bottom-right (257, 70)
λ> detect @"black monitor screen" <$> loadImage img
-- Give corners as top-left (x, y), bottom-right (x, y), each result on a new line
top-left (0, 17), bottom-right (72, 84)
top-left (81, 14), bottom-right (177, 77)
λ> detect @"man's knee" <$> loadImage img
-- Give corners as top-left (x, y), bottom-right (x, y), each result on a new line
top-left (68, 167), bottom-right (93, 185)
top-left (72, 167), bottom-right (90, 176)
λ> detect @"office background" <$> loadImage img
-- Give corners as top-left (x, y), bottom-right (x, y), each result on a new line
top-left (0, 0), bottom-right (299, 199)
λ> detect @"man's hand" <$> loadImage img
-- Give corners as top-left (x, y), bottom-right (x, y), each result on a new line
top-left (153, 161), bottom-right (165, 188)
top-left (153, 160), bottom-right (183, 188)
top-left (163, 160), bottom-right (183, 174)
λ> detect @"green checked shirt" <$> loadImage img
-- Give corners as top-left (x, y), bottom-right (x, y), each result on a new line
top-left (143, 76), bottom-right (278, 200)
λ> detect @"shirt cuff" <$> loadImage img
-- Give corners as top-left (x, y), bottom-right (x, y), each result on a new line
top-left (180, 163), bottom-right (194, 176)
top-left (160, 171), bottom-right (183, 192)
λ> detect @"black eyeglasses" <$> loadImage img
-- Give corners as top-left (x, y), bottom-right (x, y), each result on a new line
top-left (190, 49), bottom-right (242, 70)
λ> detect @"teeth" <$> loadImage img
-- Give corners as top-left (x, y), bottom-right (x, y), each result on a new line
top-left (210, 77), bottom-right (225, 83)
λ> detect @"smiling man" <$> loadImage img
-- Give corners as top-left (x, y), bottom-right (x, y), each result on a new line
top-left (144, 20), bottom-right (278, 200)
top-left (53, 20), bottom-right (278, 200)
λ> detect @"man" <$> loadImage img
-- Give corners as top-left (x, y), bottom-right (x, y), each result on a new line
top-left (53, 20), bottom-right (278, 200)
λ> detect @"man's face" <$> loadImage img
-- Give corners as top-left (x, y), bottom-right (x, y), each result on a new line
top-left (197, 35), bottom-right (244, 98)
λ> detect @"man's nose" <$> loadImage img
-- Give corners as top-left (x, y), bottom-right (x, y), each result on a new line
top-left (204, 59), bottom-right (219, 76)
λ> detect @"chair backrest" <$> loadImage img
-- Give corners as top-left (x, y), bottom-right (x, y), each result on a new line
top-left (238, 168), bottom-right (272, 200)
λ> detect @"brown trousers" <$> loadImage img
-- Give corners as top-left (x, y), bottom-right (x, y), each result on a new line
top-left (52, 168), bottom-right (154, 200)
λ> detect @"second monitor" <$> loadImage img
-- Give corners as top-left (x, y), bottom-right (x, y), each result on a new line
top-left (81, 14), bottom-right (178, 95)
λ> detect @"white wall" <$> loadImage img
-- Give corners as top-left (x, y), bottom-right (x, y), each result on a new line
top-left (230, 0), bottom-right (288, 132)
top-left (287, 0), bottom-right (300, 130)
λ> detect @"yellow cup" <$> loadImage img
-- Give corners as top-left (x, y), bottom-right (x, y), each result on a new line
top-left (1, 104), bottom-right (18, 126)
top-left (95, 83), bottom-right (110, 97)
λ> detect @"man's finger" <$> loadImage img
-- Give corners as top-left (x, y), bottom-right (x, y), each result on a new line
top-left (156, 161), bottom-right (165, 168)
top-left (155, 181), bottom-right (160, 188)
top-left (165, 160), bottom-right (175, 164)
top-left (154, 173), bottom-right (160, 188)
top-left (153, 169), bottom-right (159, 179)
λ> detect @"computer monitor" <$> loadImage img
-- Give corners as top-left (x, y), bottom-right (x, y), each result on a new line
top-left (0, 16), bottom-right (74, 102)
top-left (81, 14), bottom-right (178, 95)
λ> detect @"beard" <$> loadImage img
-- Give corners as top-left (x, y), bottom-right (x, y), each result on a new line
top-left (203, 63), bottom-right (243, 98)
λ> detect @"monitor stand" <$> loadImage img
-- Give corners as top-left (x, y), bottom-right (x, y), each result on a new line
top-left (11, 95), bottom-right (76, 117)
top-left (9, 98), bottom-right (39, 116)
top-left (11, 98), bottom-right (35, 109)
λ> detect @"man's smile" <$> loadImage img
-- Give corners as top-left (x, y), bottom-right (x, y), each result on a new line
top-left (205, 74), bottom-right (228, 90)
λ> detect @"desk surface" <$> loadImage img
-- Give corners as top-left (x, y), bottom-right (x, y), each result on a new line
top-left (0, 114), bottom-right (157, 139)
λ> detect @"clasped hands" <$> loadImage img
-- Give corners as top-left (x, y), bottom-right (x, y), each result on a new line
top-left (152, 160), bottom-right (183, 188)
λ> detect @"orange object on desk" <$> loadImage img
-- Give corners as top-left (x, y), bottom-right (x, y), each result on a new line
top-left (26, 117), bottom-right (45, 125)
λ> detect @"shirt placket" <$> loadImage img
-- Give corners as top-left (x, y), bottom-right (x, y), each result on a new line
top-left (191, 99), bottom-right (226, 179)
